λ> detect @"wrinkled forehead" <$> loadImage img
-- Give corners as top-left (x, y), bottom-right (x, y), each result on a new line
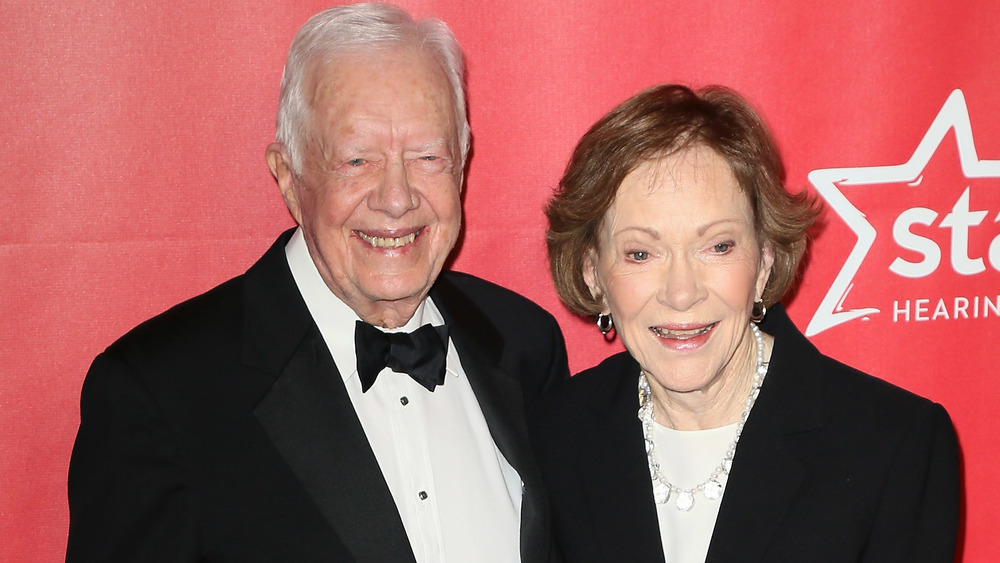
top-left (304, 47), bottom-right (458, 137)
top-left (592, 146), bottom-right (756, 244)
top-left (616, 147), bottom-right (746, 207)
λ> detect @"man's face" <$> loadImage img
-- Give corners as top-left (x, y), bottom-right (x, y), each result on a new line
top-left (268, 47), bottom-right (463, 328)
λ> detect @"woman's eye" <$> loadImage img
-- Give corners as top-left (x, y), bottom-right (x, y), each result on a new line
top-left (712, 242), bottom-right (734, 253)
top-left (628, 251), bottom-right (650, 261)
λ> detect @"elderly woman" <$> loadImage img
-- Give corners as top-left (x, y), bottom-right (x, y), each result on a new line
top-left (531, 84), bottom-right (960, 562)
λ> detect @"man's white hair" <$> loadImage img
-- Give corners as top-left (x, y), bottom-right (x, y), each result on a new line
top-left (275, 2), bottom-right (470, 174)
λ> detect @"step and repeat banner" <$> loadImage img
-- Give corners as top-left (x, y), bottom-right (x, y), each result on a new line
top-left (2, 0), bottom-right (997, 560)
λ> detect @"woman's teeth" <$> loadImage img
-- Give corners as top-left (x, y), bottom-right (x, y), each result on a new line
top-left (651, 324), bottom-right (714, 340)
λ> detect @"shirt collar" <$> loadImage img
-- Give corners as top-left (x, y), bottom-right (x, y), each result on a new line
top-left (284, 227), bottom-right (451, 383)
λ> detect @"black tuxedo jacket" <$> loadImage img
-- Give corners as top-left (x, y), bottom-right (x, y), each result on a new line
top-left (529, 305), bottom-right (959, 562)
top-left (67, 229), bottom-right (570, 562)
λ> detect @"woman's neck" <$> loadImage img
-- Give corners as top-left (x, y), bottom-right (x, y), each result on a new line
top-left (648, 330), bottom-right (773, 431)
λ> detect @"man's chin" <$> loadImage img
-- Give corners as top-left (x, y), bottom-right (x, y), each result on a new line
top-left (358, 276), bottom-right (435, 306)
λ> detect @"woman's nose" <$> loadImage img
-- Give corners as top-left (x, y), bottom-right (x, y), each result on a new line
top-left (657, 256), bottom-right (704, 311)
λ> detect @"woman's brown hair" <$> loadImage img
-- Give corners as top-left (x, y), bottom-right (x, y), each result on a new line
top-left (546, 84), bottom-right (820, 316)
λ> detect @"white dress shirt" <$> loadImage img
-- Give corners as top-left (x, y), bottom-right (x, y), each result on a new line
top-left (285, 228), bottom-right (522, 563)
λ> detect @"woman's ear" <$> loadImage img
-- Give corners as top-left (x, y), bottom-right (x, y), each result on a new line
top-left (582, 248), bottom-right (609, 313)
top-left (756, 241), bottom-right (776, 300)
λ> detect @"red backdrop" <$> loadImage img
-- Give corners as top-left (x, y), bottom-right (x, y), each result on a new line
top-left (2, 1), bottom-right (998, 560)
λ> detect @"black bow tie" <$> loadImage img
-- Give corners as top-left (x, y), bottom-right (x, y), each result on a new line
top-left (354, 320), bottom-right (449, 393)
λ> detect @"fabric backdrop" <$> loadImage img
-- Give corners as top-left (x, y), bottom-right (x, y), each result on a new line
top-left (2, 1), bottom-right (997, 560)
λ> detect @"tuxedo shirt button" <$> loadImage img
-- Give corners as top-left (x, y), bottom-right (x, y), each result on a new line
top-left (400, 396), bottom-right (409, 406)
top-left (418, 491), bottom-right (428, 500)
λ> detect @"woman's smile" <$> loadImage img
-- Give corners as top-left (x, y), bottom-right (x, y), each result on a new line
top-left (650, 323), bottom-right (716, 350)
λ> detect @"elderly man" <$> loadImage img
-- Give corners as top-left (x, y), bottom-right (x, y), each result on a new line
top-left (66, 4), bottom-right (568, 562)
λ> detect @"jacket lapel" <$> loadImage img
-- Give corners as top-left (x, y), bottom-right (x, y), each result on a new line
top-left (706, 306), bottom-right (824, 562)
top-left (244, 231), bottom-right (416, 563)
top-left (580, 355), bottom-right (666, 562)
top-left (429, 276), bottom-right (550, 563)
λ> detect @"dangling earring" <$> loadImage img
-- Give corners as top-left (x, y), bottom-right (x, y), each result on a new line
top-left (597, 313), bottom-right (613, 334)
top-left (597, 313), bottom-right (615, 341)
top-left (751, 300), bottom-right (766, 323)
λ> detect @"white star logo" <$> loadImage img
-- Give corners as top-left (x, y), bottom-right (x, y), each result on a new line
top-left (806, 89), bottom-right (1000, 336)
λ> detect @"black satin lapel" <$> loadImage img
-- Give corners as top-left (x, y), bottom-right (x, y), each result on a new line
top-left (457, 346), bottom-right (528, 477)
top-left (429, 279), bottom-right (550, 563)
top-left (253, 326), bottom-right (416, 563)
top-left (461, 346), bottom-right (552, 561)
top-left (581, 375), bottom-right (666, 562)
top-left (242, 229), bottom-right (313, 375)
top-left (428, 279), bottom-right (527, 471)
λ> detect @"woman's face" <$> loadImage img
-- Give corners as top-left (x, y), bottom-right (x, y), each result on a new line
top-left (585, 146), bottom-right (773, 395)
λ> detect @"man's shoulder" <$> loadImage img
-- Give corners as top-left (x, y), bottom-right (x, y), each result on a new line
top-left (104, 231), bottom-right (294, 360)
top-left (105, 274), bottom-right (247, 361)
top-left (436, 271), bottom-right (570, 400)
top-left (437, 270), bottom-right (556, 322)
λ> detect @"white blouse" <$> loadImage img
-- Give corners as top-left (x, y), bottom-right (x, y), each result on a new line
top-left (651, 421), bottom-right (738, 563)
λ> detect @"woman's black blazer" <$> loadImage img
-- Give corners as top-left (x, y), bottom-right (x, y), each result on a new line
top-left (529, 305), bottom-right (959, 562)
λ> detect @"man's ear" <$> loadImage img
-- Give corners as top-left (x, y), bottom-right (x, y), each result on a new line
top-left (582, 248), bottom-right (609, 313)
top-left (266, 142), bottom-right (302, 224)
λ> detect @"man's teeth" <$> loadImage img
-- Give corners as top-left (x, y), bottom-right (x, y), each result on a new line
top-left (651, 325), bottom-right (713, 339)
top-left (359, 231), bottom-right (417, 248)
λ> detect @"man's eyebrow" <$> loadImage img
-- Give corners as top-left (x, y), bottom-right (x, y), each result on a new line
top-left (407, 139), bottom-right (450, 152)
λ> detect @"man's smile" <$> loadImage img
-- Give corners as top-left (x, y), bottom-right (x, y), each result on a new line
top-left (357, 228), bottom-right (422, 249)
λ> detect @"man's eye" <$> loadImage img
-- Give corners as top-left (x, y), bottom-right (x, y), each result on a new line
top-left (347, 158), bottom-right (366, 166)
top-left (410, 154), bottom-right (450, 173)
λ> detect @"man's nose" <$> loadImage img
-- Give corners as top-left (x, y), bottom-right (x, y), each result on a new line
top-left (370, 159), bottom-right (418, 217)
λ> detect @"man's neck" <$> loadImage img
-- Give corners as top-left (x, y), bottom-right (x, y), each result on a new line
top-left (354, 298), bottom-right (426, 330)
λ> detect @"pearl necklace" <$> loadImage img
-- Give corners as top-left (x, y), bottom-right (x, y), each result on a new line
top-left (638, 323), bottom-right (768, 511)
